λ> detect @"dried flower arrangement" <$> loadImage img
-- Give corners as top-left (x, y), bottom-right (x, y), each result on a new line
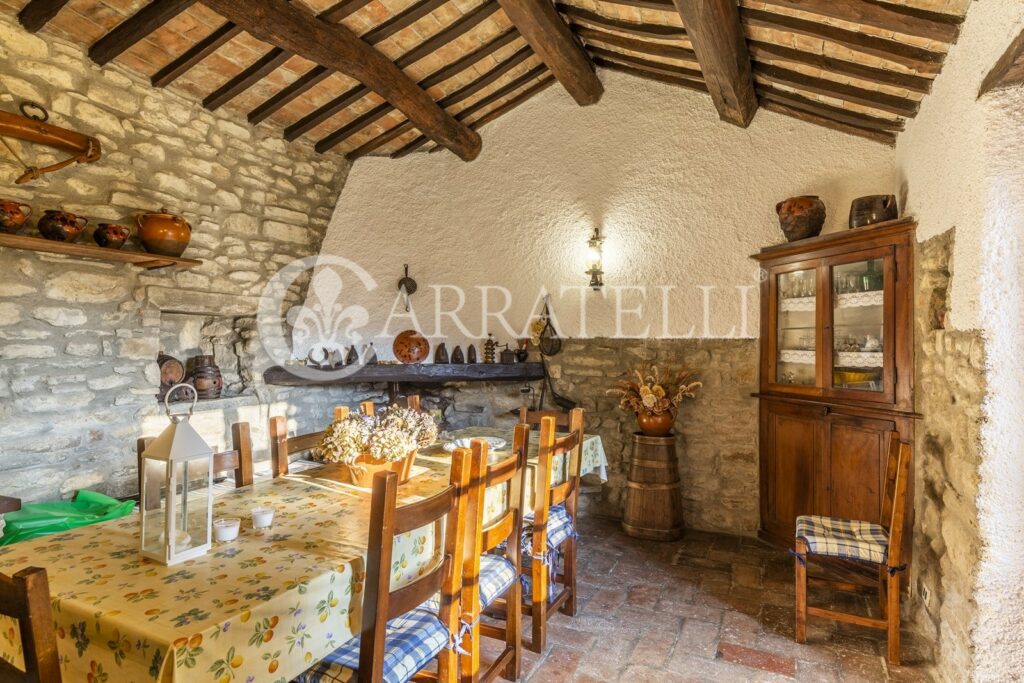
top-left (318, 406), bottom-right (438, 465)
top-left (608, 366), bottom-right (702, 436)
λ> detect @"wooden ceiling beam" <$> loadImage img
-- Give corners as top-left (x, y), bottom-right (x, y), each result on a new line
top-left (252, 0), bottom-right (498, 125)
top-left (594, 57), bottom-right (707, 92)
top-left (315, 102), bottom-right (394, 153)
top-left (496, 0), bottom-right (603, 105)
top-left (469, 74), bottom-right (556, 130)
top-left (18, 0), bottom-right (72, 32)
top-left (201, 0), bottom-right (481, 160)
top-left (671, 0), bottom-right (757, 127)
top-left (89, 0), bottom-right (197, 66)
top-left (152, 21), bottom-right (242, 87)
top-left (203, 47), bottom-right (292, 110)
top-left (753, 62), bottom-right (919, 118)
top-left (347, 121), bottom-right (415, 159)
top-left (979, 29), bottom-right (1024, 97)
top-left (589, 45), bottom-right (702, 81)
top-left (574, 25), bottom-right (695, 63)
top-left (757, 84), bottom-right (904, 133)
top-left (755, 0), bottom-right (960, 44)
top-left (741, 7), bottom-right (945, 76)
top-left (761, 99), bottom-right (895, 145)
top-left (557, 5), bottom-right (685, 40)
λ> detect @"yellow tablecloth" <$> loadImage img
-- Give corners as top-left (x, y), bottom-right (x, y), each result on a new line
top-left (0, 430), bottom-right (606, 683)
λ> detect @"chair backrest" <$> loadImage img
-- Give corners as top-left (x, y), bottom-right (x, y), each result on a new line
top-left (137, 421), bottom-right (253, 510)
top-left (359, 400), bottom-right (376, 417)
top-left (884, 438), bottom-right (913, 568)
top-left (532, 408), bottom-right (585, 534)
top-left (360, 451), bottom-right (472, 682)
top-left (462, 429), bottom-right (528, 620)
top-left (334, 405), bottom-right (350, 421)
top-left (269, 416), bottom-right (329, 478)
top-left (0, 567), bottom-right (61, 683)
top-left (518, 407), bottom-right (570, 429)
top-left (404, 394), bottom-right (421, 412)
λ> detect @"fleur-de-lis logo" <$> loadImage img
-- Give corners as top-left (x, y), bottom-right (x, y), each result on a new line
top-left (258, 254), bottom-right (378, 381)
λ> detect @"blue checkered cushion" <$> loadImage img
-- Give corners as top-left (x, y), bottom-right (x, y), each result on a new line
top-left (424, 553), bottom-right (516, 612)
top-left (520, 555), bottom-right (558, 602)
top-left (796, 515), bottom-right (889, 564)
top-left (522, 504), bottom-right (576, 556)
top-left (296, 608), bottom-right (449, 683)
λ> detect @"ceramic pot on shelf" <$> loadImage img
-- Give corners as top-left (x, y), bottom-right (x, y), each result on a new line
top-left (776, 196), bottom-right (826, 242)
top-left (93, 223), bottom-right (131, 249)
top-left (37, 210), bottom-right (87, 242)
top-left (136, 209), bottom-right (191, 257)
top-left (849, 194), bottom-right (898, 228)
top-left (187, 355), bottom-right (223, 400)
top-left (636, 411), bottom-right (675, 437)
top-left (343, 451), bottom-right (417, 487)
top-left (0, 200), bottom-right (32, 234)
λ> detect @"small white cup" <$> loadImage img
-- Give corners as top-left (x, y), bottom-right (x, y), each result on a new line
top-left (251, 507), bottom-right (275, 529)
top-left (214, 517), bottom-right (241, 542)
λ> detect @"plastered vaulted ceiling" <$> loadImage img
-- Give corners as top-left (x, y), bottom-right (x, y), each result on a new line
top-left (2, 0), bottom-right (969, 160)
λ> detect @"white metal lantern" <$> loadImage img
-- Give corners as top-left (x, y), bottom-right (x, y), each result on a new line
top-left (140, 384), bottom-right (214, 565)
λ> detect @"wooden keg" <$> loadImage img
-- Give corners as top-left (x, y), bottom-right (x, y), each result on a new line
top-left (622, 433), bottom-right (684, 541)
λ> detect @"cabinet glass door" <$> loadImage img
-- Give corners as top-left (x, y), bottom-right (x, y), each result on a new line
top-left (776, 269), bottom-right (817, 386)
top-left (829, 255), bottom-right (890, 398)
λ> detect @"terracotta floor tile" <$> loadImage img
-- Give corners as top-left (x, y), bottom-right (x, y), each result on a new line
top-left (526, 645), bottom-right (584, 683)
top-left (717, 641), bottom-right (797, 677)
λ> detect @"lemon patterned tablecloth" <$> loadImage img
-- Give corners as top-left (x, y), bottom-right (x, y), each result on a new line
top-left (0, 430), bottom-right (606, 683)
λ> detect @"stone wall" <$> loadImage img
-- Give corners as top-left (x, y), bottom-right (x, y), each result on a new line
top-left (0, 14), bottom-right (356, 502)
top-left (909, 229), bottom-right (986, 678)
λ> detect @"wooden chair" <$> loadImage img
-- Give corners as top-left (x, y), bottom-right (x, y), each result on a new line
top-left (297, 450), bottom-right (473, 683)
top-left (0, 567), bottom-right (61, 683)
top-left (517, 407), bottom-right (569, 429)
top-left (137, 421), bottom-right (253, 509)
top-left (460, 431), bottom-right (528, 682)
top-left (523, 408), bottom-right (585, 653)
top-left (794, 433), bottom-right (913, 665)
top-left (359, 400), bottom-right (376, 417)
top-left (404, 394), bottom-right (422, 412)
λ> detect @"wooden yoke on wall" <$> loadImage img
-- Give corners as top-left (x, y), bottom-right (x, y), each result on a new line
top-left (0, 107), bottom-right (102, 184)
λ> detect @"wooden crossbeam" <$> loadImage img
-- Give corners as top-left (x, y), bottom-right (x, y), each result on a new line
top-left (753, 63), bottom-right (919, 118)
top-left (17, 0), bottom-right (71, 32)
top-left (595, 56), bottom-right (707, 93)
top-left (671, 0), bottom-right (757, 127)
top-left (741, 7), bottom-right (945, 76)
top-left (89, 0), bottom-right (197, 66)
top-left (305, 28), bottom-right (521, 147)
top-left (497, 0), bottom-right (602, 105)
top-left (203, 47), bottom-right (292, 111)
top-left (202, 0), bottom-right (481, 160)
top-left (152, 21), bottom-right (242, 86)
top-left (557, 5), bottom-right (684, 40)
top-left (252, 0), bottom-right (498, 125)
top-left (756, 0), bottom-right (961, 44)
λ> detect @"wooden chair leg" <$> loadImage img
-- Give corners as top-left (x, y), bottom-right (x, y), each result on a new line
top-left (560, 538), bottom-right (577, 617)
top-left (878, 565), bottom-right (888, 619)
top-left (886, 572), bottom-right (901, 666)
top-left (794, 538), bottom-right (808, 644)
top-left (530, 558), bottom-right (547, 653)
top-left (503, 580), bottom-right (521, 680)
top-left (460, 618), bottom-right (481, 683)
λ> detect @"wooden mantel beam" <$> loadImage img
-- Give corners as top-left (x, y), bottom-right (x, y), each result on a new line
top-left (200, 0), bottom-right (481, 161)
top-left (497, 0), bottom-right (603, 105)
top-left (671, 0), bottom-right (757, 127)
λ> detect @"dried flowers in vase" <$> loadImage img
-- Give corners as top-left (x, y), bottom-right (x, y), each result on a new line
top-left (607, 365), bottom-right (702, 437)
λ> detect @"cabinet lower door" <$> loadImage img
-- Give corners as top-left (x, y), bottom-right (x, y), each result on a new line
top-left (823, 412), bottom-right (896, 524)
top-left (760, 401), bottom-right (825, 543)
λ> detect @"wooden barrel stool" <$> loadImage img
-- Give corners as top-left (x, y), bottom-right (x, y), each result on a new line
top-left (622, 433), bottom-right (684, 540)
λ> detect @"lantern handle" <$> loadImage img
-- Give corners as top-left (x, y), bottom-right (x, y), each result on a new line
top-left (164, 383), bottom-right (198, 422)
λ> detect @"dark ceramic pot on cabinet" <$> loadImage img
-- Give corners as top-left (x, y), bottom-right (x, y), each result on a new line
top-left (0, 200), bottom-right (32, 234)
top-left (776, 196), bottom-right (826, 242)
top-left (136, 209), bottom-right (191, 257)
top-left (849, 195), bottom-right (898, 228)
top-left (94, 223), bottom-right (131, 249)
top-left (37, 210), bottom-right (87, 242)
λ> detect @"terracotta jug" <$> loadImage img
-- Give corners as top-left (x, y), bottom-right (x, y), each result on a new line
top-left (136, 209), bottom-right (191, 257)
top-left (37, 209), bottom-right (87, 242)
top-left (0, 200), bottom-right (32, 234)
top-left (776, 196), bottom-right (826, 242)
top-left (94, 223), bottom-right (130, 249)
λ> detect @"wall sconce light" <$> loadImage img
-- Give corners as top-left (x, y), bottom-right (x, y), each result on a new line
top-left (586, 227), bottom-right (604, 290)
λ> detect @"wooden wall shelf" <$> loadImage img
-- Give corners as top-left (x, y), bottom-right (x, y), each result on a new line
top-left (0, 234), bottom-right (202, 270)
top-left (264, 362), bottom-right (545, 387)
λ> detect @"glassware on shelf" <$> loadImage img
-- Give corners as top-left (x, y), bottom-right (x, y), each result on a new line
top-left (777, 269), bottom-right (816, 385)
top-left (831, 258), bottom-right (884, 392)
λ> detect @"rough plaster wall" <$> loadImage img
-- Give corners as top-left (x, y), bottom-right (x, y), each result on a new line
top-left (896, 1), bottom-right (1024, 679)
top-left (323, 70), bottom-right (896, 350)
top-left (895, 0), bottom-right (1024, 332)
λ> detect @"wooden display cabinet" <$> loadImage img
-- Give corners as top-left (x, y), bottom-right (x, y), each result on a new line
top-left (752, 218), bottom-right (919, 548)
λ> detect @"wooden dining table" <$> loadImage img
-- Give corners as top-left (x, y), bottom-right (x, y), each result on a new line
top-left (0, 428), bottom-right (606, 683)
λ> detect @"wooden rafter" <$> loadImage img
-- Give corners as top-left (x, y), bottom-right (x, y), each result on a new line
top-left (201, 0), bottom-right (481, 161)
top-left (89, 0), bottom-right (197, 66)
top-left (670, 0), bottom-right (757, 127)
top-left (595, 57), bottom-right (707, 92)
top-left (17, 0), bottom-right (70, 33)
top-left (151, 21), bottom-right (241, 87)
top-left (347, 121), bottom-right (414, 159)
top-left (496, 0), bottom-right (603, 105)
top-left (753, 63), bottom-right (918, 118)
top-left (754, 0), bottom-right (961, 44)
top-left (757, 84), bottom-right (903, 133)
top-left (469, 74), bottom-right (555, 130)
top-left (557, 5), bottom-right (685, 40)
top-left (979, 29), bottom-right (1024, 97)
top-left (761, 99), bottom-right (895, 145)
top-left (589, 45), bottom-right (702, 82)
top-left (252, 0), bottom-right (499, 125)
top-left (575, 26), bottom-right (695, 64)
top-left (304, 28), bottom-right (521, 146)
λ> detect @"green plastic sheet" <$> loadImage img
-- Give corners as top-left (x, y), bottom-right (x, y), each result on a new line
top-left (0, 490), bottom-right (136, 546)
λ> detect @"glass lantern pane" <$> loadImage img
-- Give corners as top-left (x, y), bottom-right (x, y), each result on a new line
top-left (776, 269), bottom-right (816, 386)
top-left (173, 459), bottom-right (211, 553)
top-left (141, 458), bottom-right (167, 555)
top-left (832, 258), bottom-right (884, 392)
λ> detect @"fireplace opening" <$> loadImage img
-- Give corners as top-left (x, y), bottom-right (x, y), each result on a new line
top-left (157, 312), bottom-right (257, 402)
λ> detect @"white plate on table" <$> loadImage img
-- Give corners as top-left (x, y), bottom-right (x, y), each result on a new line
top-left (442, 437), bottom-right (507, 452)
